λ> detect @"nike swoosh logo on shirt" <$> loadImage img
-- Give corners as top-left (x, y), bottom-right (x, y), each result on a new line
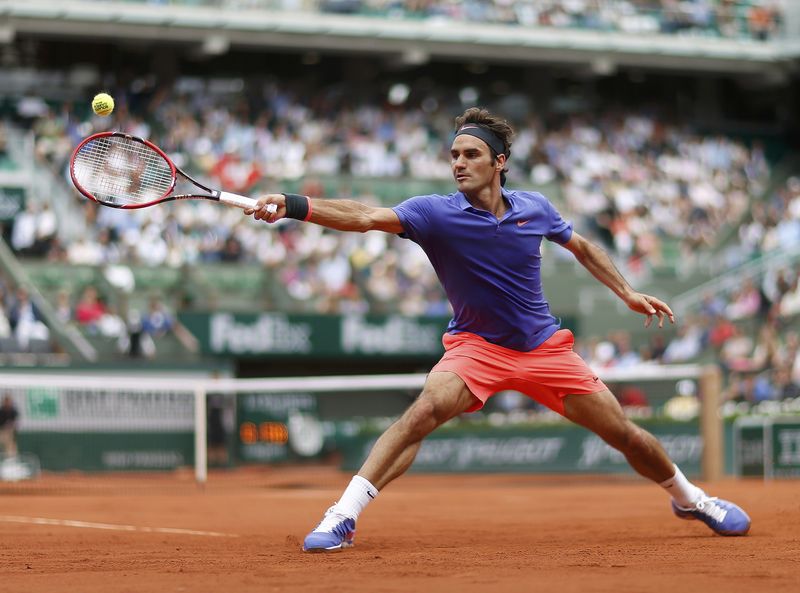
top-left (517, 220), bottom-right (530, 227)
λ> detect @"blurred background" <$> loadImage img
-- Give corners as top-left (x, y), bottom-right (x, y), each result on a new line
top-left (0, 0), bottom-right (798, 486)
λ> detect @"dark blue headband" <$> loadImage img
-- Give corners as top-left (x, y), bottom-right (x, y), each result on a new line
top-left (453, 124), bottom-right (507, 157)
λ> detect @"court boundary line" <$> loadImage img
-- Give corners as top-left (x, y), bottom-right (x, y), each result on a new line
top-left (0, 515), bottom-right (237, 537)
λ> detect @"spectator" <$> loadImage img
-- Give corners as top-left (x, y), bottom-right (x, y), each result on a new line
top-left (0, 296), bottom-right (12, 342)
top-left (662, 323), bottom-right (704, 363)
top-left (609, 331), bottom-right (642, 368)
top-left (772, 367), bottom-right (800, 401)
top-left (726, 279), bottom-right (762, 320)
top-left (779, 274), bottom-right (800, 318)
top-left (7, 286), bottom-right (49, 349)
top-left (0, 122), bottom-right (8, 160)
top-left (97, 304), bottom-right (127, 339)
top-left (118, 310), bottom-right (156, 359)
top-left (719, 324), bottom-right (754, 368)
top-left (723, 372), bottom-right (758, 405)
top-left (707, 313), bottom-right (737, 350)
top-left (141, 296), bottom-right (199, 352)
top-left (645, 334), bottom-right (667, 363)
top-left (10, 202), bottom-right (38, 255)
top-left (53, 288), bottom-right (73, 325)
top-left (142, 296), bottom-right (175, 338)
top-left (748, 1), bottom-right (779, 41)
top-left (207, 394), bottom-right (229, 466)
top-left (0, 394), bottom-right (19, 458)
top-left (616, 384), bottom-right (650, 409)
top-left (31, 203), bottom-right (57, 257)
top-left (74, 286), bottom-right (106, 332)
top-left (220, 235), bottom-right (244, 262)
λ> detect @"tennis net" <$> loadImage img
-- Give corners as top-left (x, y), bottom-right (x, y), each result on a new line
top-left (1, 365), bottom-right (726, 493)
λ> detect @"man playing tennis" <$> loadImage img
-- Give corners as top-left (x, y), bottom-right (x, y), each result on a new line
top-left (245, 107), bottom-right (750, 551)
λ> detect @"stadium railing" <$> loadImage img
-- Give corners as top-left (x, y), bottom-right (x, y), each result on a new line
top-left (0, 239), bottom-right (96, 363)
top-left (673, 245), bottom-right (800, 317)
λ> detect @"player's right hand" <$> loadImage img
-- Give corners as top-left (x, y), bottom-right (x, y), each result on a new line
top-left (245, 194), bottom-right (285, 223)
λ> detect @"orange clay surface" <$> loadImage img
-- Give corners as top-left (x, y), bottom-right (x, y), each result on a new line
top-left (0, 468), bottom-right (798, 593)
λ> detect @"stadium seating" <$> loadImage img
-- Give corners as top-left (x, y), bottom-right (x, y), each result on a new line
top-left (0, 1), bottom-right (793, 381)
top-left (93, 0), bottom-right (786, 41)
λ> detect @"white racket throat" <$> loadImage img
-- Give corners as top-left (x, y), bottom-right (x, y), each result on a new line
top-left (217, 192), bottom-right (276, 212)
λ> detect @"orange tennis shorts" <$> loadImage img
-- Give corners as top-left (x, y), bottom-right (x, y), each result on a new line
top-left (430, 329), bottom-right (607, 415)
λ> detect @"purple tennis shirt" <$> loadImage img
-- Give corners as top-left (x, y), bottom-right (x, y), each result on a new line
top-left (392, 189), bottom-right (573, 352)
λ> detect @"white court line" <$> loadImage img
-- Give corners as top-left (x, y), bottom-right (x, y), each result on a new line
top-left (0, 515), bottom-right (237, 537)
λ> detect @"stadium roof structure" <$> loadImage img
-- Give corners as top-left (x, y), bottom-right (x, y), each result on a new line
top-left (1, 0), bottom-right (799, 76)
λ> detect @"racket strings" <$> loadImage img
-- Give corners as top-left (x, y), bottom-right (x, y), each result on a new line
top-left (72, 136), bottom-right (175, 206)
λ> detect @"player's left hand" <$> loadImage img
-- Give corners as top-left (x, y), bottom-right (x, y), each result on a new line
top-left (625, 293), bottom-right (675, 328)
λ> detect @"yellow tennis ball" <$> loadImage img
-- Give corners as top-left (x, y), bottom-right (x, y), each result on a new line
top-left (92, 93), bottom-right (114, 117)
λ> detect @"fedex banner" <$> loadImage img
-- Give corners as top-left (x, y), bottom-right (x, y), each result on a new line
top-left (180, 312), bottom-right (449, 358)
top-left (178, 312), bottom-right (578, 358)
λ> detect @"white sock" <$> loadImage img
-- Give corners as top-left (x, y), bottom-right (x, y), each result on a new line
top-left (660, 464), bottom-right (704, 508)
top-left (333, 475), bottom-right (379, 521)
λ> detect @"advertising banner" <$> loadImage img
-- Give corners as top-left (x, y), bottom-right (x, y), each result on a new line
top-left (338, 421), bottom-right (703, 475)
top-left (179, 312), bottom-right (578, 359)
top-left (13, 387), bottom-right (193, 472)
top-left (180, 312), bottom-right (450, 358)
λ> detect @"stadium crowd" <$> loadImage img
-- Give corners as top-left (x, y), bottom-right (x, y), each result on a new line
top-left (327, 0), bottom-right (785, 41)
top-left (2, 75), bottom-right (794, 410)
top-left (133, 0), bottom-right (786, 41)
top-left (20, 80), bottom-right (770, 291)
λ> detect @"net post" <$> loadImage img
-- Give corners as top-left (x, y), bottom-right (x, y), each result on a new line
top-left (194, 383), bottom-right (207, 486)
top-left (699, 364), bottom-right (723, 482)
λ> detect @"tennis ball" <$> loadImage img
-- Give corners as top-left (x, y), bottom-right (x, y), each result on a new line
top-left (92, 93), bottom-right (114, 117)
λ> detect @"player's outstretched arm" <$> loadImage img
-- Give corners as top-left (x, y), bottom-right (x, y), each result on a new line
top-left (562, 231), bottom-right (675, 328)
top-left (244, 193), bottom-right (404, 234)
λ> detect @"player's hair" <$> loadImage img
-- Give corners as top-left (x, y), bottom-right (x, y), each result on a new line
top-left (454, 107), bottom-right (513, 183)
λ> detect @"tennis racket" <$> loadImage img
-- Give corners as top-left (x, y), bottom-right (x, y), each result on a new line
top-left (69, 131), bottom-right (276, 213)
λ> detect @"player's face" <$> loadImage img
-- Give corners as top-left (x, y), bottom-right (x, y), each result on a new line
top-left (450, 135), bottom-right (499, 193)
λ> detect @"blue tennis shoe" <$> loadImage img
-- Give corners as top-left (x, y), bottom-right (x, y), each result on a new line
top-left (303, 506), bottom-right (356, 552)
top-left (671, 495), bottom-right (751, 536)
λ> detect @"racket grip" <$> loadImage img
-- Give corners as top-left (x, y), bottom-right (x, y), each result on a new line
top-left (219, 191), bottom-right (277, 214)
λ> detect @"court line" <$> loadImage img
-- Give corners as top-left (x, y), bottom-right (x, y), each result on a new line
top-left (0, 515), bottom-right (237, 537)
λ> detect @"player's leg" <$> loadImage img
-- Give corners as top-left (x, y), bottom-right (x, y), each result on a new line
top-left (358, 371), bottom-right (476, 489)
top-left (563, 389), bottom-right (674, 482)
top-left (563, 389), bottom-right (750, 536)
top-left (303, 371), bottom-right (476, 552)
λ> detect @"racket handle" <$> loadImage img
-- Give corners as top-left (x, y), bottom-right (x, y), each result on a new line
top-left (218, 191), bottom-right (277, 214)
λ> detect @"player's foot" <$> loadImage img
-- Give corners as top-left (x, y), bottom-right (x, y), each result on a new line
top-left (302, 506), bottom-right (356, 552)
top-left (671, 494), bottom-right (751, 536)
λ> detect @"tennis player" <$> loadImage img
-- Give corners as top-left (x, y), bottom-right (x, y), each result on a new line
top-left (245, 107), bottom-right (751, 551)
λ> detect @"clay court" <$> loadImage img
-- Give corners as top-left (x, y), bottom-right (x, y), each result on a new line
top-left (1, 468), bottom-right (797, 593)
